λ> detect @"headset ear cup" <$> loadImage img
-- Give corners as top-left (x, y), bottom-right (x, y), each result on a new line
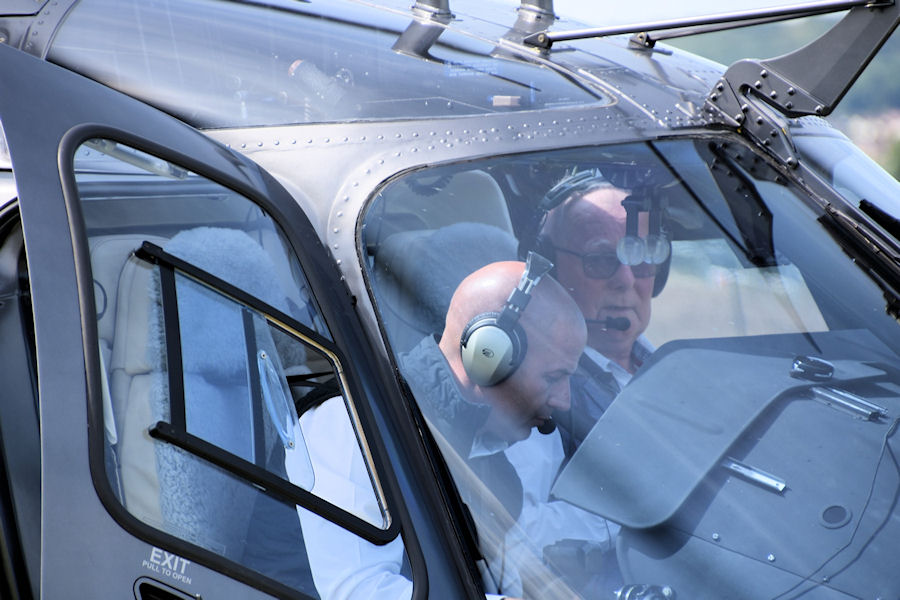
top-left (652, 251), bottom-right (671, 297)
top-left (460, 312), bottom-right (527, 387)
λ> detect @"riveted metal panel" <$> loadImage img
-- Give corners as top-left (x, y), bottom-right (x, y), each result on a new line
top-left (207, 101), bottom-right (709, 356)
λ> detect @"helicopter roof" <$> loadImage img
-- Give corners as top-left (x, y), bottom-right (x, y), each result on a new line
top-left (24, 0), bottom-right (720, 131)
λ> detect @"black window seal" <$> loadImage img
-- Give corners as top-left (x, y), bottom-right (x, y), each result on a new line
top-left (136, 240), bottom-right (399, 546)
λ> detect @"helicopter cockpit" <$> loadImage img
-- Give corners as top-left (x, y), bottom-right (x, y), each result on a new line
top-left (361, 137), bottom-right (900, 598)
top-left (1, 0), bottom-right (900, 598)
top-left (54, 120), bottom-right (900, 600)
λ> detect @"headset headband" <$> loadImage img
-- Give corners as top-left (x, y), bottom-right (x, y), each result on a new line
top-left (494, 251), bottom-right (553, 331)
top-left (459, 252), bottom-right (553, 387)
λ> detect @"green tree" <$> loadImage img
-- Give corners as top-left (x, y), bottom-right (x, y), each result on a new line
top-left (885, 138), bottom-right (900, 180)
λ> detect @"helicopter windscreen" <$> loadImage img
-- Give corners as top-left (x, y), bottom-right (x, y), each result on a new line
top-left (46, 0), bottom-right (609, 128)
top-left (360, 135), bottom-right (900, 599)
top-left (792, 118), bottom-right (900, 226)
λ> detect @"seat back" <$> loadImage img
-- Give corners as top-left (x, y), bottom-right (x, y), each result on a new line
top-left (91, 234), bottom-right (167, 516)
top-left (375, 169), bottom-right (513, 235)
top-left (99, 227), bottom-right (299, 558)
top-left (372, 222), bottom-right (518, 353)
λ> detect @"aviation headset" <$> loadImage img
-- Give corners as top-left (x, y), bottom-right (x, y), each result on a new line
top-left (523, 169), bottom-right (672, 298)
top-left (459, 251), bottom-right (554, 387)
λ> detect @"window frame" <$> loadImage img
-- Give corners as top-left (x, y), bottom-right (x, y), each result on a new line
top-left (58, 124), bottom-right (429, 599)
top-left (137, 239), bottom-right (399, 544)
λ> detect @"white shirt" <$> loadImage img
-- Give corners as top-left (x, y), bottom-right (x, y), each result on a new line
top-left (291, 397), bottom-right (412, 600)
top-left (289, 397), bottom-right (511, 600)
top-left (504, 339), bottom-right (658, 572)
top-left (583, 334), bottom-right (654, 392)
top-left (506, 428), bottom-right (619, 555)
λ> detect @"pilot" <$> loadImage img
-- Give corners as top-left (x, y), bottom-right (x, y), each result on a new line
top-left (536, 170), bottom-right (663, 455)
top-left (293, 256), bottom-right (586, 600)
top-left (505, 170), bottom-right (668, 596)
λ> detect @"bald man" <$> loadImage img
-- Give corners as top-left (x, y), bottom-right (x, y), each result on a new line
top-left (402, 256), bottom-right (586, 597)
top-left (429, 258), bottom-right (586, 447)
top-left (294, 258), bottom-right (586, 600)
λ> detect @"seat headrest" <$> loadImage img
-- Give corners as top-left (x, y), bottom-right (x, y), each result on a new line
top-left (374, 222), bottom-right (518, 343)
top-left (380, 170), bottom-right (513, 234)
top-left (161, 227), bottom-right (289, 376)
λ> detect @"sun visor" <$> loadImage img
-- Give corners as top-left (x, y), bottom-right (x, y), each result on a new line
top-left (551, 330), bottom-right (892, 529)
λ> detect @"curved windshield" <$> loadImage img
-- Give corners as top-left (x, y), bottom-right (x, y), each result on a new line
top-left (361, 138), bottom-right (900, 599)
top-left (48, 0), bottom-right (608, 128)
top-left (793, 122), bottom-right (900, 221)
top-left (0, 118), bottom-right (10, 170)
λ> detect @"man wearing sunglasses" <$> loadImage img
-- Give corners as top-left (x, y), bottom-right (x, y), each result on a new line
top-left (504, 172), bottom-right (667, 596)
top-left (535, 174), bottom-right (664, 455)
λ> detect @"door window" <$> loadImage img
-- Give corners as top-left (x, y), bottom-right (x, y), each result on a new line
top-left (76, 139), bottom-right (408, 598)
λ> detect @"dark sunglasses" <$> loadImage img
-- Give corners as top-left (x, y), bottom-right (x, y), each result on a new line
top-left (554, 246), bottom-right (657, 279)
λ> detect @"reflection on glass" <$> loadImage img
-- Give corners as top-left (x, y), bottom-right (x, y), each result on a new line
top-left (362, 137), bottom-right (900, 599)
top-left (50, 0), bottom-right (607, 128)
top-left (75, 138), bottom-right (395, 597)
top-left (795, 130), bottom-right (900, 218)
top-left (175, 273), bottom-right (315, 488)
top-left (74, 139), bottom-right (328, 337)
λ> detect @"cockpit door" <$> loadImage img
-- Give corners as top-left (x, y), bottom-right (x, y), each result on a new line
top-left (0, 43), bottom-right (472, 599)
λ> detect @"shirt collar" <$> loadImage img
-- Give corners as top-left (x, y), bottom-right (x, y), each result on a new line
top-left (470, 429), bottom-right (511, 459)
top-left (583, 335), bottom-right (655, 390)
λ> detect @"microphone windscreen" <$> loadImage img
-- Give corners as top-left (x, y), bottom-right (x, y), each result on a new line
top-left (605, 316), bottom-right (631, 331)
top-left (585, 316), bottom-right (632, 331)
top-left (537, 417), bottom-right (556, 435)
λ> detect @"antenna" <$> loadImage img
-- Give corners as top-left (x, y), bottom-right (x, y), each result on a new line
top-left (523, 0), bottom-right (881, 49)
top-left (497, 0), bottom-right (556, 46)
top-left (411, 0), bottom-right (452, 18)
top-left (519, 0), bottom-right (554, 20)
top-left (395, 0), bottom-right (454, 58)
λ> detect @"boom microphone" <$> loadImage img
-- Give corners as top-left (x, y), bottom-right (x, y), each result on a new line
top-left (586, 316), bottom-right (631, 331)
top-left (537, 417), bottom-right (556, 435)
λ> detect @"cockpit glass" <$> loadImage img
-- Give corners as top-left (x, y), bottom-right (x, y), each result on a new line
top-left (360, 137), bottom-right (900, 598)
top-left (793, 124), bottom-right (900, 222)
top-left (0, 118), bottom-right (10, 170)
top-left (47, 0), bottom-right (609, 128)
top-left (76, 139), bottom-right (405, 597)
